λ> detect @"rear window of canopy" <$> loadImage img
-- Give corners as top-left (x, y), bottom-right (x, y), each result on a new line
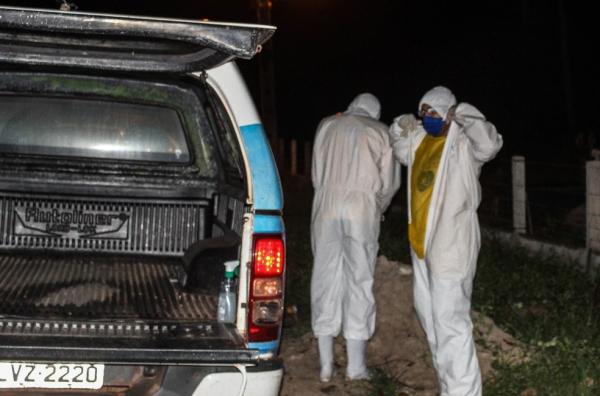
top-left (0, 95), bottom-right (190, 163)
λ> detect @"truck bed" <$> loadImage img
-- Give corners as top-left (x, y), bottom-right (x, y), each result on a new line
top-left (0, 252), bottom-right (217, 321)
top-left (0, 252), bottom-right (255, 364)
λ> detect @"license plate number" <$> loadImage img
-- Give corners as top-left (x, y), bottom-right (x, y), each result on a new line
top-left (0, 362), bottom-right (104, 389)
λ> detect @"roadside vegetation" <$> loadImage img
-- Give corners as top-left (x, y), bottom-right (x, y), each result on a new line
top-left (282, 176), bottom-right (600, 395)
top-left (474, 238), bottom-right (600, 395)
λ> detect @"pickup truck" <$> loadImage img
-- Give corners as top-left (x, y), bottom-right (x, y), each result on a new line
top-left (0, 6), bottom-right (284, 395)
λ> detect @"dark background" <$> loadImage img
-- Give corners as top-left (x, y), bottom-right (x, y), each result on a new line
top-left (1, 0), bottom-right (597, 162)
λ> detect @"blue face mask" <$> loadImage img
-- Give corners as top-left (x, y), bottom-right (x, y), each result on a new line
top-left (422, 115), bottom-right (445, 136)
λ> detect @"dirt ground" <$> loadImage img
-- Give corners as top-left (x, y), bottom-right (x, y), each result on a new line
top-left (279, 256), bottom-right (524, 396)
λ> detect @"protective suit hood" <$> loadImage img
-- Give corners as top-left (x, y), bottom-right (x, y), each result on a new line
top-left (344, 93), bottom-right (381, 120)
top-left (419, 86), bottom-right (456, 120)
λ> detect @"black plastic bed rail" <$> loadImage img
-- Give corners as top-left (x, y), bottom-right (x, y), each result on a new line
top-left (0, 193), bottom-right (210, 256)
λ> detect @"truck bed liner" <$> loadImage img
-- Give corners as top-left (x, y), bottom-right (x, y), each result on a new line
top-left (0, 252), bottom-right (255, 364)
top-left (0, 252), bottom-right (217, 321)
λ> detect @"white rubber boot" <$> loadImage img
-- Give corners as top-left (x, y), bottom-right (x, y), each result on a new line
top-left (346, 339), bottom-right (370, 380)
top-left (318, 336), bottom-right (335, 382)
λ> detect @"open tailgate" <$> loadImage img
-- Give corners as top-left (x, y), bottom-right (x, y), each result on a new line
top-left (0, 6), bottom-right (275, 72)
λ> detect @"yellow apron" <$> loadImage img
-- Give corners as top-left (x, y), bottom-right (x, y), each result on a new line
top-left (409, 134), bottom-right (447, 259)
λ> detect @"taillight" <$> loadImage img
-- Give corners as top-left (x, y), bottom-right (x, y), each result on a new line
top-left (254, 238), bottom-right (284, 276)
top-left (248, 234), bottom-right (285, 343)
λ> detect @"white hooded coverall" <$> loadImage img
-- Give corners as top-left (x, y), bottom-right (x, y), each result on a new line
top-left (389, 89), bottom-right (502, 396)
top-left (311, 93), bottom-right (400, 341)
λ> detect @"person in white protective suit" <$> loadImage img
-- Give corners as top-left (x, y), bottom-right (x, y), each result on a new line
top-left (311, 93), bottom-right (400, 382)
top-left (389, 86), bottom-right (502, 396)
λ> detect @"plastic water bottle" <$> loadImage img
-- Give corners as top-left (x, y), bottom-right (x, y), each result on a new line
top-left (217, 260), bottom-right (239, 323)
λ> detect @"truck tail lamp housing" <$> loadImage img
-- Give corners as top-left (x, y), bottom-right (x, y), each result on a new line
top-left (253, 238), bottom-right (284, 276)
top-left (248, 235), bottom-right (285, 342)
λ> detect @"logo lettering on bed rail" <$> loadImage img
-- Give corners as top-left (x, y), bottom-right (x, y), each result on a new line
top-left (13, 206), bottom-right (130, 239)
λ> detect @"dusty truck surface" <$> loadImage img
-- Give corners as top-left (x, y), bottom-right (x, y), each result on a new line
top-left (0, 6), bottom-right (285, 395)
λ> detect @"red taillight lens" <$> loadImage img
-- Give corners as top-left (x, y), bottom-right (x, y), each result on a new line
top-left (248, 234), bottom-right (285, 343)
top-left (253, 237), bottom-right (284, 276)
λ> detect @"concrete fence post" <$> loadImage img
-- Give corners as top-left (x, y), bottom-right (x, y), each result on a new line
top-left (586, 157), bottom-right (600, 254)
top-left (304, 141), bottom-right (312, 177)
top-left (512, 155), bottom-right (527, 235)
top-left (290, 140), bottom-right (298, 176)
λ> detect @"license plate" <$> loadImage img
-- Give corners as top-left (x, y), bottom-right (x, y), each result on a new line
top-left (0, 362), bottom-right (104, 389)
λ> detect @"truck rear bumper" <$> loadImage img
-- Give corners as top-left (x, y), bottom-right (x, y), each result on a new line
top-left (190, 360), bottom-right (283, 396)
top-left (0, 360), bottom-right (283, 395)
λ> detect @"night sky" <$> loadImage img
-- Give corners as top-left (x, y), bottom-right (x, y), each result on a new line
top-left (1, 0), bottom-right (597, 162)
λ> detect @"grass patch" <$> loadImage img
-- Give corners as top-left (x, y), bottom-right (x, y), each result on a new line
top-left (474, 237), bottom-right (600, 395)
top-left (365, 368), bottom-right (406, 396)
top-left (485, 339), bottom-right (600, 396)
top-left (474, 237), bottom-right (599, 343)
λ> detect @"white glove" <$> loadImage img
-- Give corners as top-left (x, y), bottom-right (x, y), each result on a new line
top-left (450, 103), bottom-right (485, 127)
top-left (394, 114), bottom-right (418, 132)
top-left (447, 107), bottom-right (466, 127)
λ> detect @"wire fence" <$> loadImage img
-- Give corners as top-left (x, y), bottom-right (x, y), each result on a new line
top-left (273, 138), bottom-right (592, 250)
top-left (526, 159), bottom-right (586, 247)
top-left (481, 158), bottom-right (587, 247)
top-left (479, 158), bottom-right (514, 232)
